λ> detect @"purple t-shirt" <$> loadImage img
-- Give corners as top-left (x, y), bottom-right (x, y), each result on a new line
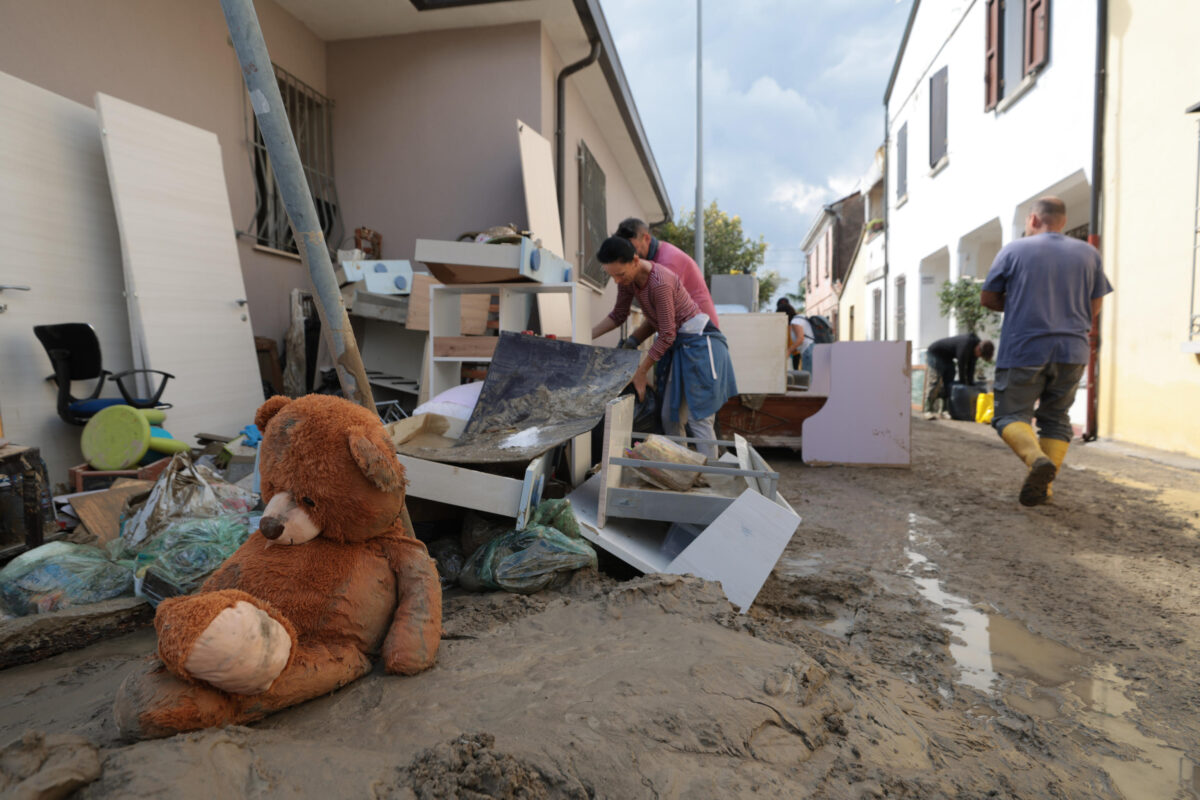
top-left (982, 233), bottom-right (1112, 368)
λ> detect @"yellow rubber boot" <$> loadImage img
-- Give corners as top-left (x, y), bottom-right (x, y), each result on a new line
top-left (1039, 438), bottom-right (1070, 502)
top-left (999, 422), bottom-right (1057, 506)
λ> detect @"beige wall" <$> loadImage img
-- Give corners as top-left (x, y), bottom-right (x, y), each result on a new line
top-left (1098, 0), bottom-right (1200, 458)
top-left (0, 0), bottom-right (327, 346)
top-left (541, 28), bottom-right (651, 344)
top-left (328, 23), bottom-right (543, 262)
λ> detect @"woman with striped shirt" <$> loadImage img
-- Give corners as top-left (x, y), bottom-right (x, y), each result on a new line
top-left (590, 236), bottom-right (737, 458)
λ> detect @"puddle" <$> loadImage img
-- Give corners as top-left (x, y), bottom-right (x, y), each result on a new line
top-left (904, 513), bottom-right (1199, 799)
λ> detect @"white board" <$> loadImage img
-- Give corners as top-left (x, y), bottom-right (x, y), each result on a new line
top-left (720, 313), bottom-right (787, 395)
top-left (801, 342), bottom-right (912, 466)
top-left (666, 489), bottom-right (799, 612)
top-left (0, 72), bottom-right (132, 482)
top-left (96, 93), bottom-right (263, 445)
top-left (516, 120), bottom-right (564, 259)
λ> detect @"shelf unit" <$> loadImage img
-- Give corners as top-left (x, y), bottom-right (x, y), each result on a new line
top-left (426, 281), bottom-right (590, 401)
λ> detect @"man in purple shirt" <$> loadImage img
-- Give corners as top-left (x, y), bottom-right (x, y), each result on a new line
top-left (981, 197), bottom-right (1112, 506)
top-left (617, 218), bottom-right (720, 336)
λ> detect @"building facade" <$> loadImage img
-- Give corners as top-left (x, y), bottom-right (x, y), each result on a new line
top-left (801, 191), bottom-right (863, 332)
top-left (1097, 0), bottom-right (1200, 457)
top-left (884, 0), bottom-right (1098, 364)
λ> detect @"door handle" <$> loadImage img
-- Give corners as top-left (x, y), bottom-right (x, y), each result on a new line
top-left (0, 285), bottom-right (31, 292)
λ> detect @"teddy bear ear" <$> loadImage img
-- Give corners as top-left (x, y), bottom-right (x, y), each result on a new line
top-left (348, 433), bottom-right (405, 493)
top-left (255, 396), bottom-right (292, 432)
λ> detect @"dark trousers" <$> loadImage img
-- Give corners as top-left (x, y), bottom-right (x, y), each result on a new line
top-left (924, 352), bottom-right (955, 412)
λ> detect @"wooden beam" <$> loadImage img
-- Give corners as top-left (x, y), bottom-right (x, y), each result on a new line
top-left (432, 336), bottom-right (499, 359)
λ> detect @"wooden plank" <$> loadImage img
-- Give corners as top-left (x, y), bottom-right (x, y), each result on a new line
top-left (666, 489), bottom-right (800, 612)
top-left (719, 313), bottom-right (787, 395)
top-left (536, 293), bottom-right (573, 339)
top-left (516, 454), bottom-right (549, 530)
top-left (396, 454), bottom-right (521, 518)
top-left (408, 275), bottom-right (490, 334)
top-left (0, 73), bottom-right (131, 482)
top-left (95, 93), bottom-right (262, 445)
top-left (715, 394), bottom-right (827, 450)
top-left (597, 395), bottom-right (634, 528)
top-left (516, 120), bottom-right (564, 259)
top-left (67, 479), bottom-right (153, 546)
top-left (801, 342), bottom-right (913, 467)
top-left (432, 336), bottom-right (498, 359)
top-left (0, 597), bottom-right (152, 669)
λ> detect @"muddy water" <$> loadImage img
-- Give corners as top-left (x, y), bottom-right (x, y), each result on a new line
top-left (901, 512), bottom-right (1198, 800)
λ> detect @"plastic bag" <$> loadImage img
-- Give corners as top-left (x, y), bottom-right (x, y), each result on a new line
top-left (624, 435), bottom-right (707, 492)
top-left (123, 513), bottom-right (253, 594)
top-left (459, 499), bottom-right (596, 594)
top-left (0, 541), bottom-right (133, 616)
top-left (121, 453), bottom-right (257, 549)
top-left (624, 384), bottom-right (663, 435)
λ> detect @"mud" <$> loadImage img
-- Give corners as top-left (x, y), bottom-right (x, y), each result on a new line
top-left (0, 419), bottom-right (1197, 798)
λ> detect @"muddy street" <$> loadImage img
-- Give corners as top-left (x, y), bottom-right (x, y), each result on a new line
top-left (759, 418), bottom-right (1200, 799)
top-left (1, 420), bottom-right (1198, 799)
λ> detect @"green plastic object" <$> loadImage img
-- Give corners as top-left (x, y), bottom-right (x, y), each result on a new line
top-left (81, 405), bottom-right (151, 470)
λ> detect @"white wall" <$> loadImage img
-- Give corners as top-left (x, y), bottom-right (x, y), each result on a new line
top-left (886, 0), bottom-right (1098, 355)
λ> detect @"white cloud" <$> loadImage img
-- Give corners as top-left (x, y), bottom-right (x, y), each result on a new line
top-left (769, 179), bottom-right (828, 217)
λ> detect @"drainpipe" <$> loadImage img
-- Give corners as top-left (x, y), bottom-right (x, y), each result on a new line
top-left (220, 0), bottom-right (375, 411)
top-left (1084, 0), bottom-right (1108, 442)
top-left (882, 105), bottom-right (890, 340)
top-left (556, 39), bottom-right (602, 244)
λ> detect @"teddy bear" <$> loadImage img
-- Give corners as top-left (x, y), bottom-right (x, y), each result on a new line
top-left (114, 394), bottom-right (442, 739)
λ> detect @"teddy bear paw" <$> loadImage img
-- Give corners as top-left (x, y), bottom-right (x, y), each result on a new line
top-left (183, 601), bottom-right (292, 695)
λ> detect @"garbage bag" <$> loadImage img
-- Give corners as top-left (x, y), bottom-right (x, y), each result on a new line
top-left (122, 513), bottom-right (253, 594)
top-left (623, 384), bottom-right (664, 435)
top-left (459, 500), bottom-right (596, 594)
top-left (121, 453), bottom-right (257, 549)
top-left (427, 536), bottom-right (465, 588)
top-left (0, 541), bottom-right (133, 616)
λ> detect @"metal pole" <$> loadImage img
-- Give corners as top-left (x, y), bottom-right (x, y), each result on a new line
top-left (694, 0), bottom-right (705, 272)
top-left (220, 0), bottom-right (375, 411)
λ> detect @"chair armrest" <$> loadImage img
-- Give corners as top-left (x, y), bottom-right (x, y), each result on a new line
top-left (110, 369), bottom-right (174, 408)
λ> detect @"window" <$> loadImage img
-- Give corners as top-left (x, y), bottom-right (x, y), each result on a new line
top-left (896, 123), bottom-right (908, 199)
top-left (872, 288), bottom-right (883, 340)
top-left (929, 66), bottom-right (948, 167)
top-left (895, 275), bottom-right (907, 343)
top-left (578, 141), bottom-right (608, 288)
top-left (985, 0), bottom-right (1050, 110)
top-left (248, 64), bottom-right (342, 255)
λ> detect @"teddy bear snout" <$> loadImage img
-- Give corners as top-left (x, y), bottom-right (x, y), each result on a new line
top-left (260, 516), bottom-right (285, 540)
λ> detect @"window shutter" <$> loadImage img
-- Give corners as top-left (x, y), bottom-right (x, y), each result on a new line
top-left (985, 0), bottom-right (1000, 110)
top-left (896, 123), bottom-right (908, 198)
top-left (1024, 0), bottom-right (1048, 74)
top-left (929, 66), bottom-right (948, 166)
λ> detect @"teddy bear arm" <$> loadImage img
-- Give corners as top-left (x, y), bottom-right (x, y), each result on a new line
top-left (381, 537), bottom-right (443, 675)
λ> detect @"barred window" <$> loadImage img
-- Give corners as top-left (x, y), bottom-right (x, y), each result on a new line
top-left (246, 64), bottom-right (342, 255)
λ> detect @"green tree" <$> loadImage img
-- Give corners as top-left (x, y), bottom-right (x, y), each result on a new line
top-left (785, 280), bottom-right (806, 312)
top-left (938, 277), bottom-right (1001, 337)
top-left (655, 200), bottom-right (773, 309)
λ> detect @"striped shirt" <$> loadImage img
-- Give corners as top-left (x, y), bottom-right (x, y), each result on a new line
top-left (607, 261), bottom-right (702, 362)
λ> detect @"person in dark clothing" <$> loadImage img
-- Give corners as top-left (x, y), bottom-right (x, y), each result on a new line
top-left (923, 333), bottom-right (994, 417)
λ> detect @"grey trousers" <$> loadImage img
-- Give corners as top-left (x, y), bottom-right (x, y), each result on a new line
top-left (991, 362), bottom-right (1086, 442)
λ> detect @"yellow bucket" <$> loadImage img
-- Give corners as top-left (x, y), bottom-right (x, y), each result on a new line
top-left (975, 392), bottom-right (994, 424)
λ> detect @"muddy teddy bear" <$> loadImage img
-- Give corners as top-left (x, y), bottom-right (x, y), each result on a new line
top-left (115, 394), bottom-right (442, 739)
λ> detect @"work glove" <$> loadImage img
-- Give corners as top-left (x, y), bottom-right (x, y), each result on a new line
top-left (618, 336), bottom-right (641, 350)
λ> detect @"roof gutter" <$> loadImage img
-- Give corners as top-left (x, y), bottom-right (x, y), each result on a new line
top-left (570, 0), bottom-right (673, 223)
top-left (556, 38), bottom-right (601, 242)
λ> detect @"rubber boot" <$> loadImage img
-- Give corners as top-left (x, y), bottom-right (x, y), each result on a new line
top-left (999, 422), bottom-right (1057, 507)
top-left (1039, 437), bottom-right (1070, 502)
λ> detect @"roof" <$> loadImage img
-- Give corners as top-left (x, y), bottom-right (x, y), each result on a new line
top-left (883, 0), bottom-right (921, 104)
top-left (273, 0), bottom-right (672, 221)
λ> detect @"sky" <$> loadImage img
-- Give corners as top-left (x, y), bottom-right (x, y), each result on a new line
top-left (598, 0), bottom-right (915, 300)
